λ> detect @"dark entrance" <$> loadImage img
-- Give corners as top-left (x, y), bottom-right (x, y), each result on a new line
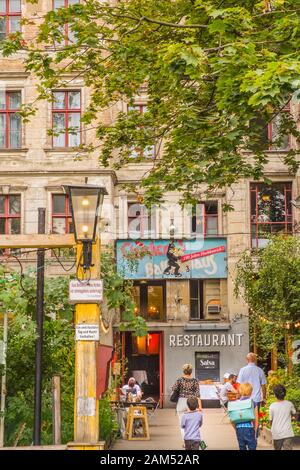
top-left (122, 331), bottom-right (163, 404)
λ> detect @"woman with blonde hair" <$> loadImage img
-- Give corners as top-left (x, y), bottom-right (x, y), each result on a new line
top-left (171, 364), bottom-right (202, 439)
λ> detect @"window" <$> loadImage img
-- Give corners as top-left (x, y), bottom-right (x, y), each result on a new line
top-left (268, 111), bottom-right (290, 150)
top-left (0, 0), bottom-right (21, 41)
top-left (250, 182), bottom-right (293, 248)
top-left (128, 202), bottom-right (153, 238)
top-left (52, 194), bottom-right (73, 234)
top-left (53, 0), bottom-right (78, 44)
top-left (128, 104), bottom-right (155, 159)
top-left (190, 280), bottom-right (203, 320)
top-left (0, 194), bottom-right (21, 255)
top-left (252, 107), bottom-right (290, 151)
top-left (133, 282), bottom-right (165, 321)
top-left (0, 90), bottom-right (21, 148)
top-left (191, 201), bottom-right (218, 236)
top-left (190, 279), bottom-right (221, 321)
top-left (52, 90), bottom-right (81, 147)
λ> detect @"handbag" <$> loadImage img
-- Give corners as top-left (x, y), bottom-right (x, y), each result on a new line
top-left (170, 378), bottom-right (181, 403)
top-left (170, 388), bottom-right (180, 403)
top-left (228, 398), bottom-right (255, 424)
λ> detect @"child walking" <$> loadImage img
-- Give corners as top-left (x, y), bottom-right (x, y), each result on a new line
top-left (232, 383), bottom-right (258, 450)
top-left (269, 384), bottom-right (296, 450)
top-left (180, 396), bottom-right (203, 450)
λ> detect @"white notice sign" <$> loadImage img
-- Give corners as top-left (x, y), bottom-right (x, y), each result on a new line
top-left (69, 279), bottom-right (103, 304)
top-left (75, 324), bottom-right (100, 341)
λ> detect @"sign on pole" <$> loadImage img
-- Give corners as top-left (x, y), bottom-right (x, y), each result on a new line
top-left (69, 280), bottom-right (103, 304)
top-left (75, 324), bottom-right (100, 341)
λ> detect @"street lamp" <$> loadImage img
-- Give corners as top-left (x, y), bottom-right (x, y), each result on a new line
top-left (63, 184), bottom-right (107, 271)
top-left (169, 219), bottom-right (176, 241)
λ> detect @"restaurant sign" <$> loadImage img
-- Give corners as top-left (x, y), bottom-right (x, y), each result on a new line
top-left (116, 238), bottom-right (227, 279)
top-left (168, 333), bottom-right (244, 348)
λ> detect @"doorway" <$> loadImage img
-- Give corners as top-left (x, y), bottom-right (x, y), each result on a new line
top-left (121, 331), bottom-right (164, 406)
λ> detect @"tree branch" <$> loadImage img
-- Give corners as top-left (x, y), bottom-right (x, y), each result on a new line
top-left (109, 12), bottom-right (207, 29)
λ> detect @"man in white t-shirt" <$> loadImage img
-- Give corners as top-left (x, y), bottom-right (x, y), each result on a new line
top-left (220, 374), bottom-right (238, 407)
top-left (269, 384), bottom-right (296, 450)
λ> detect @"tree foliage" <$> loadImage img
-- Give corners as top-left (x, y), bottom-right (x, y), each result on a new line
top-left (0, 247), bottom-right (146, 445)
top-left (1, 1), bottom-right (300, 203)
top-left (101, 248), bottom-right (147, 336)
top-left (235, 235), bottom-right (300, 358)
top-left (0, 271), bottom-right (74, 445)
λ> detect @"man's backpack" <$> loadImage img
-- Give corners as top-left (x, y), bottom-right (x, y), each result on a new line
top-left (228, 398), bottom-right (255, 424)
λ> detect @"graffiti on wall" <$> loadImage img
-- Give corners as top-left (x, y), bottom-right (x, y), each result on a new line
top-left (116, 238), bottom-right (227, 279)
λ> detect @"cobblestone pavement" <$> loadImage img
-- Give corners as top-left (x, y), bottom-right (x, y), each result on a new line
top-left (112, 407), bottom-right (296, 451)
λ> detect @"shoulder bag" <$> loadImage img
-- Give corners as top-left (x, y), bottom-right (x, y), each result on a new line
top-left (170, 378), bottom-right (181, 403)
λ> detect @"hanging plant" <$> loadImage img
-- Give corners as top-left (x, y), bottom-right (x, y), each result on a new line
top-left (123, 243), bottom-right (152, 273)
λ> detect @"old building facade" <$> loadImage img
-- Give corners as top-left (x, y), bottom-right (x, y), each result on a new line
top-left (1, 1), bottom-right (299, 406)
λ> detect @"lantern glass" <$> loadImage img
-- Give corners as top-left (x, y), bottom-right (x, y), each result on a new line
top-left (66, 186), bottom-right (106, 242)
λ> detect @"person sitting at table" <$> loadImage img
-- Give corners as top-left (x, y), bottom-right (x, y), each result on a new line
top-left (231, 373), bottom-right (239, 391)
top-left (121, 377), bottom-right (142, 402)
top-left (220, 374), bottom-right (238, 407)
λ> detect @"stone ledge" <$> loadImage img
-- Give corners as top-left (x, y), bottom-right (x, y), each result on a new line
top-left (184, 322), bottom-right (231, 330)
top-left (0, 148), bottom-right (28, 155)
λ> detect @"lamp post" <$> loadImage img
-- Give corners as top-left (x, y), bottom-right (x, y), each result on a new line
top-left (169, 219), bottom-right (176, 242)
top-left (63, 184), bottom-right (108, 450)
top-left (65, 185), bottom-right (107, 271)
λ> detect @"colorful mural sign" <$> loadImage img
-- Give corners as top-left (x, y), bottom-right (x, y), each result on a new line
top-left (116, 238), bottom-right (227, 279)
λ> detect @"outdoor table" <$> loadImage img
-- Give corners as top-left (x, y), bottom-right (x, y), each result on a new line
top-left (110, 400), bottom-right (158, 410)
top-left (110, 400), bottom-right (158, 438)
top-left (199, 384), bottom-right (220, 408)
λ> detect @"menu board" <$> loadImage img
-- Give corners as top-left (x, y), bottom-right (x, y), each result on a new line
top-left (195, 352), bottom-right (220, 382)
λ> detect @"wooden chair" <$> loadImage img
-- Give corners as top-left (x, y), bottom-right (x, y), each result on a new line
top-left (125, 405), bottom-right (150, 441)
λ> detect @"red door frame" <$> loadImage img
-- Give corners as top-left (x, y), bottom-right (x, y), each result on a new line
top-left (159, 331), bottom-right (164, 408)
top-left (120, 331), bottom-right (164, 407)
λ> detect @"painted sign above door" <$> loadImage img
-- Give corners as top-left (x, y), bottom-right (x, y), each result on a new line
top-left (116, 238), bottom-right (227, 279)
